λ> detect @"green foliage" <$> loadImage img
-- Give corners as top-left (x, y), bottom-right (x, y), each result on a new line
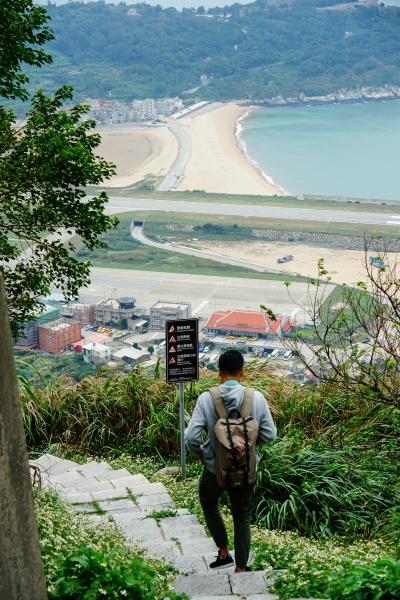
top-left (21, 1), bottom-right (400, 101)
top-left (325, 557), bottom-right (400, 599)
top-left (0, 0), bottom-right (53, 101)
top-left (49, 547), bottom-right (156, 600)
top-left (0, 1), bottom-right (118, 335)
top-left (36, 488), bottom-right (181, 596)
top-left (250, 527), bottom-right (396, 600)
top-left (255, 439), bottom-right (396, 539)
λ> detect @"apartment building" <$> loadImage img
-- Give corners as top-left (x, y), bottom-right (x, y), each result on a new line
top-left (129, 99), bottom-right (155, 120)
top-left (38, 318), bottom-right (82, 354)
top-left (61, 302), bottom-right (94, 325)
top-left (155, 97), bottom-right (183, 115)
top-left (150, 300), bottom-right (191, 331)
top-left (13, 303), bottom-right (61, 349)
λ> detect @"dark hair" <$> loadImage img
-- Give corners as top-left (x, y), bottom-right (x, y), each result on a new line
top-left (218, 350), bottom-right (244, 376)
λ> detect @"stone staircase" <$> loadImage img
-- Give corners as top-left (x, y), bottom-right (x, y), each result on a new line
top-left (32, 455), bottom-right (322, 600)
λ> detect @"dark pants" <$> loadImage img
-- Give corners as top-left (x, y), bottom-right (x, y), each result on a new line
top-left (199, 466), bottom-right (255, 569)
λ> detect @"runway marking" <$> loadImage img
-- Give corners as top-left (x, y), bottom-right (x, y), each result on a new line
top-left (290, 307), bottom-right (301, 319)
top-left (387, 221), bottom-right (400, 225)
top-left (192, 300), bottom-right (209, 315)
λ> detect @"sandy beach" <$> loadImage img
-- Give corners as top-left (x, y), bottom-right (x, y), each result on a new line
top-left (188, 238), bottom-right (368, 285)
top-left (175, 103), bottom-right (280, 196)
top-left (97, 126), bottom-right (178, 188)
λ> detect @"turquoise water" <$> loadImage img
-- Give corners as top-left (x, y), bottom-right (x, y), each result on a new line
top-left (240, 101), bottom-right (400, 201)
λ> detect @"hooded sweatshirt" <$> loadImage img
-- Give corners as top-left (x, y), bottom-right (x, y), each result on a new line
top-left (185, 383), bottom-right (277, 474)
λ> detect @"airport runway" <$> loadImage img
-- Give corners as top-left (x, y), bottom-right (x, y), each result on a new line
top-left (104, 197), bottom-right (400, 227)
top-left (78, 268), bottom-right (322, 322)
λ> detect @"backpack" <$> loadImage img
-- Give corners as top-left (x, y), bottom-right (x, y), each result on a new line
top-left (209, 386), bottom-right (259, 489)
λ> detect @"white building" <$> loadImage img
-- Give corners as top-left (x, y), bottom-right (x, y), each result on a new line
top-left (82, 342), bottom-right (111, 365)
top-left (150, 300), bottom-right (191, 331)
top-left (155, 97), bottom-right (183, 116)
top-left (112, 347), bottom-right (151, 365)
top-left (128, 99), bottom-right (155, 120)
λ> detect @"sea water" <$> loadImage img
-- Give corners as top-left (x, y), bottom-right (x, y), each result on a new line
top-left (239, 101), bottom-right (400, 201)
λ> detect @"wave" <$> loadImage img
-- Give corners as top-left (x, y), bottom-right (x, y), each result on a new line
top-left (235, 109), bottom-right (291, 196)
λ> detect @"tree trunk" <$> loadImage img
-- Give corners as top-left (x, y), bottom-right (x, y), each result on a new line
top-left (0, 275), bottom-right (47, 599)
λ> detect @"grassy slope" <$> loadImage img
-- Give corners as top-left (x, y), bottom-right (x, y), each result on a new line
top-left (113, 209), bottom-right (400, 239)
top-left (72, 212), bottom-right (307, 282)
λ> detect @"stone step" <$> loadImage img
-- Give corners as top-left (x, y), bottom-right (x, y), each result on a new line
top-left (66, 461), bottom-right (113, 476)
top-left (181, 538), bottom-right (219, 556)
top-left (190, 596), bottom-right (278, 600)
top-left (174, 573), bottom-right (231, 597)
top-left (32, 455), bottom-right (79, 477)
top-left (160, 514), bottom-right (200, 529)
top-left (112, 516), bottom-right (163, 542)
top-left (173, 572), bottom-right (277, 598)
top-left (163, 525), bottom-right (207, 541)
top-left (138, 541), bottom-right (181, 560)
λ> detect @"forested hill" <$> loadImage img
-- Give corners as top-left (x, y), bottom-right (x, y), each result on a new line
top-left (27, 0), bottom-right (400, 102)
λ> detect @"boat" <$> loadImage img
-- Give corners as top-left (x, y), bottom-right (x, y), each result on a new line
top-left (277, 254), bottom-right (294, 264)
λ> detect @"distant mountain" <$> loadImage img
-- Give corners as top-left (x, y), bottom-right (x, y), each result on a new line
top-left (23, 0), bottom-right (400, 102)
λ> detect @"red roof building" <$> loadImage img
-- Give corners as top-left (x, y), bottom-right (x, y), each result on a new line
top-left (204, 309), bottom-right (283, 339)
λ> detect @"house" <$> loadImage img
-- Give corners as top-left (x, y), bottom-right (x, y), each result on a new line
top-left (112, 347), bottom-right (151, 365)
top-left (82, 342), bottom-right (111, 365)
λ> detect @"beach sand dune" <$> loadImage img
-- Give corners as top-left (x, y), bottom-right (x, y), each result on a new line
top-left (97, 126), bottom-right (178, 188)
top-left (175, 104), bottom-right (280, 196)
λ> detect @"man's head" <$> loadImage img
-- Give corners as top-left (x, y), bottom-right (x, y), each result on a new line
top-left (218, 350), bottom-right (244, 382)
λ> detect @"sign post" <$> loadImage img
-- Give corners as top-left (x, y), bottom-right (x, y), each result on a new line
top-left (165, 318), bottom-right (199, 481)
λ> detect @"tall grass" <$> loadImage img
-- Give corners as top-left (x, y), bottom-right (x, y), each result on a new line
top-left (21, 360), bottom-right (400, 539)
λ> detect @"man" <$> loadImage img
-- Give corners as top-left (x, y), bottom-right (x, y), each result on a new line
top-left (185, 350), bottom-right (277, 572)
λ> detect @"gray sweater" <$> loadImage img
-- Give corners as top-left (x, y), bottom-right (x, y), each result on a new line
top-left (185, 383), bottom-right (277, 474)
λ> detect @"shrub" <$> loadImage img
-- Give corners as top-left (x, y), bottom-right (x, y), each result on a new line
top-left (255, 439), bottom-right (395, 538)
top-left (49, 547), bottom-right (155, 600)
top-left (325, 557), bottom-right (400, 599)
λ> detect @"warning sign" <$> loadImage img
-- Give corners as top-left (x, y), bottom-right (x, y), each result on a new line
top-left (165, 318), bottom-right (199, 383)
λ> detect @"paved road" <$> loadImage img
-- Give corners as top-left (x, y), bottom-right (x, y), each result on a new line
top-left (105, 197), bottom-right (400, 227)
top-left (157, 125), bottom-right (191, 192)
top-left (131, 222), bottom-right (293, 275)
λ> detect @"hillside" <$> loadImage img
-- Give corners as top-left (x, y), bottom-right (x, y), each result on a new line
top-left (24, 0), bottom-right (400, 102)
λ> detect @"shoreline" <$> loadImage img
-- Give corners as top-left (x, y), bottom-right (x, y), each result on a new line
top-left (234, 107), bottom-right (290, 196)
top-left (175, 103), bottom-right (282, 196)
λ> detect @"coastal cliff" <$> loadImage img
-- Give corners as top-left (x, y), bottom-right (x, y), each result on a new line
top-left (255, 85), bottom-right (400, 107)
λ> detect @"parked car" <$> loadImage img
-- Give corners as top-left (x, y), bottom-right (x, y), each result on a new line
top-left (199, 346), bottom-right (205, 352)
top-left (284, 350), bottom-right (292, 360)
top-left (270, 349), bottom-right (280, 358)
top-left (203, 346), bottom-right (211, 352)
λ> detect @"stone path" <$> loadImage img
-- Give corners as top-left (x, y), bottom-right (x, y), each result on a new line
top-left (32, 454), bottom-right (323, 600)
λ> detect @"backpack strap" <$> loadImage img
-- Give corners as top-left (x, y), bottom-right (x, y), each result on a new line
top-left (209, 386), bottom-right (228, 419)
top-left (240, 388), bottom-right (254, 418)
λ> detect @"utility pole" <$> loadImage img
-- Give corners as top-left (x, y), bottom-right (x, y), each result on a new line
top-left (0, 276), bottom-right (47, 599)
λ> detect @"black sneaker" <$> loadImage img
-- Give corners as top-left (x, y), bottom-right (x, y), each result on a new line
top-left (209, 552), bottom-right (235, 570)
top-left (245, 566), bottom-right (252, 572)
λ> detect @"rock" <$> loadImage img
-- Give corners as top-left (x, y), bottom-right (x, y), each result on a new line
top-left (154, 466), bottom-right (181, 477)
